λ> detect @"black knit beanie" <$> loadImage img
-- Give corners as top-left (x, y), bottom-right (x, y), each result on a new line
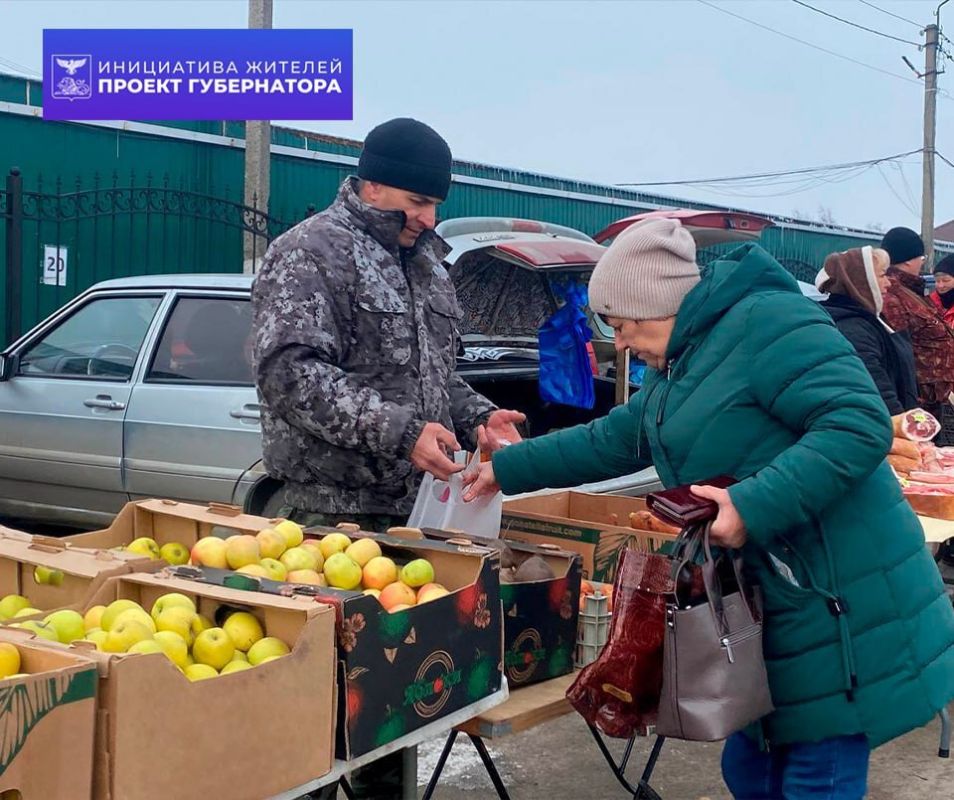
top-left (357, 118), bottom-right (452, 201)
top-left (880, 226), bottom-right (925, 265)
top-left (935, 253), bottom-right (954, 277)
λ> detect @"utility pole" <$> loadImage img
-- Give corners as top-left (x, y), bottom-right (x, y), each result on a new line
top-left (243, 0), bottom-right (273, 274)
top-left (922, 23), bottom-right (939, 269)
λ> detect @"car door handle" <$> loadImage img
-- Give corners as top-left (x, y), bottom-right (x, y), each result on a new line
top-left (230, 404), bottom-right (261, 421)
top-left (84, 394), bottom-right (126, 411)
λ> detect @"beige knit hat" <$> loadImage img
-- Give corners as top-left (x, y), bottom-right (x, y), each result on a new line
top-left (588, 217), bottom-right (700, 320)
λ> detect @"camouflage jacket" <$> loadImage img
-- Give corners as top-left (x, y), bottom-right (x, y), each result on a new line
top-left (251, 178), bottom-right (497, 514)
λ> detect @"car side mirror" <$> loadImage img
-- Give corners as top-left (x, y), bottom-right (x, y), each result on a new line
top-left (0, 354), bottom-right (20, 382)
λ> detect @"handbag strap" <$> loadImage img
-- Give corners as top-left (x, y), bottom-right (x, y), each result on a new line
top-left (700, 528), bottom-right (759, 635)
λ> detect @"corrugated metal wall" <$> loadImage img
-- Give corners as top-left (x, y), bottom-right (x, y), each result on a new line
top-left (2, 71), bottom-right (948, 340)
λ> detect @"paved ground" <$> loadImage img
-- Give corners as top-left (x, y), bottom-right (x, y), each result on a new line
top-left (414, 704), bottom-right (953, 799)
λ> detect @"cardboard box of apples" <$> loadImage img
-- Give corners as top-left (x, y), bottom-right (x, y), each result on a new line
top-left (392, 528), bottom-right (584, 688)
top-left (0, 528), bottom-right (161, 641)
top-left (174, 523), bottom-right (503, 760)
top-left (38, 571), bottom-right (337, 800)
top-left (0, 627), bottom-right (98, 800)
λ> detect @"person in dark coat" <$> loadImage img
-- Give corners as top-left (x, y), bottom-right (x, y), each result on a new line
top-left (817, 246), bottom-right (918, 414)
top-left (929, 253), bottom-right (954, 327)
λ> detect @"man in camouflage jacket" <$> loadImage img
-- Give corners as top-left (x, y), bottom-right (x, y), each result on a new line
top-left (252, 118), bottom-right (524, 529)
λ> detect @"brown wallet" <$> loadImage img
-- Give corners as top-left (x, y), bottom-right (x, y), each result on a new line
top-left (645, 476), bottom-right (738, 528)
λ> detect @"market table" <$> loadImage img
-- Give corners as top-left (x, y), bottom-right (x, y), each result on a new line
top-left (421, 672), bottom-right (667, 800)
top-left (268, 681), bottom-right (511, 800)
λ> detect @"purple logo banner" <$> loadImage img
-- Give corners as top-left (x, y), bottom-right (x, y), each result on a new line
top-left (43, 29), bottom-right (352, 121)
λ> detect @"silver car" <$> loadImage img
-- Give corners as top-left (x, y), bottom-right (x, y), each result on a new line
top-left (0, 275), bottom-right (275, 527)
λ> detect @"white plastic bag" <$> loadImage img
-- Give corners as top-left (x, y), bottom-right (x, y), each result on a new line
top-left (406, 450), bottom-right (502, 539)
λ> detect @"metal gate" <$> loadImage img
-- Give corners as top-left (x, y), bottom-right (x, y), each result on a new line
top-left (1, 167), bottom-right (311, 346)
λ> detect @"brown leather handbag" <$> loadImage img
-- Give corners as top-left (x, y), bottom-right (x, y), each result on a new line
top-left (656, 524), bottom-right (774, 741)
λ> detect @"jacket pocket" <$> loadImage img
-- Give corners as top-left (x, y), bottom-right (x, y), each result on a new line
top-left (426, 288), bottom-right (462, 367)
top-left (350, 293), bottom-right (413, 366)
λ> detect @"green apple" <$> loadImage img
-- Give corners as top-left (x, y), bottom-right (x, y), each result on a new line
top-left (247, 636), bottom-right (290, 666)
top-left (85, 629), bottom-right (108, 650)
top-left (184, 663), bottom-right (218, 681)
top-left (280, 546), bottom-right (318, 573)
top-left (230, 649), bottom-right (248, 663)
top-left (159, 542), bottom-right (190, 566)
top-left (222, 612), bottom-right (264, 652)
top-left (259, 558), bottom-right (288, 582)
top-left (33, 566), bottom-right (64, 586)
top-left (126, 537), bottom-right (160, 559)
top-left (150, 593), bottom-right (196, 623)
top-left (192, 627), bottom-right (235, 670)
top-left (0, 595), bottom-right (32, 620)
top-left (113, 608), bottom-right (157, 634)
top-left (43, 610), bottom-right (86, 643)
top-left (127, 639), bottom-right (164, 656)
top-left (153, 631), bottom-right (189, 668)
top-left (100, 599), bottom-right (142, 632)
top-left (13, 607), bottom-right (43, 619)
top-left (103, 619), bottom-right (153, 653)
top-left (400, 559), bottom-right (435, 588)
top-left (220, 660), bottom-right (253, 675)
top-left (318, 532), bottom-right (351, 560)
top-left (323, 553), bottom-right (362, 590)
top-left (20, 620), bottom-right (59, 642)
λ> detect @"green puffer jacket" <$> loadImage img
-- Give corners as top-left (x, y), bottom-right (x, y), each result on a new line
top-left (494, 244), bottom-right (954, 747)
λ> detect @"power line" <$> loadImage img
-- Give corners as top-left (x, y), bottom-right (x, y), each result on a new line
top-left (792, 0), bottom-right (921, 46)
top-left (856, 0), bottom-right (923, 30)
top-left (697, 0), bottom-right (924, 86)
top-left (0, 58), bottom-right (41, 79)
top-left (616, 149), bottom-right (923, 188)
top-left (937, 150), bottom-right (954, 169)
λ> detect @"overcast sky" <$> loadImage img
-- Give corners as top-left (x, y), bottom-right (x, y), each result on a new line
top-left (2, 0), bottom-right (953, 232)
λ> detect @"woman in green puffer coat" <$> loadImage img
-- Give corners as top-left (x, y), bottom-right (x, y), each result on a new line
top-left (464, 218), bottom-right (954, 800)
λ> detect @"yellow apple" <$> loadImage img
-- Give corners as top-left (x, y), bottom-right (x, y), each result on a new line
top-left (400, 559), bottom-right (435, 588)
top-left (153, 631), bottom-right (189, 668)
top-left (256, 528), bottom-right (287, 560)
top-left (85, 629), bottom-right (108, 650)
top-left (273, 519), bottom-right (304, 549)
top-left (155, 607), bottom-right (196, 646)
top-left (103, 619), bottom-right (153, 653)
top-left (20, 620), bottom-right (58, 642)
top-left (225, 535), bottom-right (261, 569)
top-left (259, 558), bottom-right (288, 582)
top-left (237, 564), bottom-right (268, 578)
top-left (286, 569), bottom-right (323, 585)
top-left (324, 553), bottom-right (362, 590)
top-left (13, 607), bottom-right (43, 619)
top-left (127, 639), bottom-right (164, 656)
top-left (100, 599), bottom-right (142, 632)
top-left (220, 660), bottom-right (253, 675)
top-left (33, 566), bottom-right (64, 586)
top-left (191, 613), bottom-right (214, 637)
top-left (230, 649), bottom-right (248, 663)
top-left (43, 610), bottom-right (86, 643)
top-left (192, 627), bottom-right (235, 669)
top-left (280, 546), bottom-right (318, 573)
top-left (259, 654), bottom-right (288, 664)
top-left (127, 537), bottom-right (160, 560)
top-left (319, 532), bottom-right (351, 560)
top-left (84, 605), bottom-right (106, 632)
top-left (113, 608), bottom-right (157, 634)
top-left (150, 593), bottom-right (196, 623)
top-left (345, 538), bottom-right (382, 568)
top-left (0, 643), bottom-right (20, 678)
top-left (362, 556), bottom-right (399, 591)
top-left (299, 541), bottom-right (325, 571)
top-left (416, 583), bottom-right (450, 604)
top-left (159, 542), bottom-right (190, 566)
top-left (190, 537), bottom-right (228, 569)
top-left (184, 663), bottom-right (218, 681)
top-left (247, 636), bottom-right (290, 665)
top-left (222, 612), bottom-right (264, 651)
top-left (0, 594), bottom-right (31, 620)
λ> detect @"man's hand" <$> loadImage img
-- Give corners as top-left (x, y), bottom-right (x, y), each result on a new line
top-left (462, 461), bottom-right (500, 502)
top-left (411, 423), bottom-right (463, 481)
top-left (690, 484), bottom-right (748, 548)
top-left (479, 409), bottom-right (526, 453)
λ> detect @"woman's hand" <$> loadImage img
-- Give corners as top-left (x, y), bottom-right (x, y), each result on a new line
top-left (690, 484), bottom-right (748, 548)
top-left (462, 461), bottom-right (500, 502)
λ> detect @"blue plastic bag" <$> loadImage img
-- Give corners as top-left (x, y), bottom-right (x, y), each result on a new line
top-left (538, 281), bottom-right (595, 409)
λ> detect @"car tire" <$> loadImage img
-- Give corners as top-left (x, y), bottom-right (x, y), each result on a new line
top-left (244, 476), bottom-right (287, 519)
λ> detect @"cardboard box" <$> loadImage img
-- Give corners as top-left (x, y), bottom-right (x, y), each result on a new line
top-left (175, 530), bottom-right (504, 759)
top-left (501, 492), bottom-right (678, 582)
top-left (0, 529), bottom-right (157, 616)
top-left (397, 528), bottom-right (582, 688)
top-left (0, 628), bottom-right (98, 800)
top-left (63, 498), bottom-right (276, 553)
top-left (71, 571), bottom-right (337, 800)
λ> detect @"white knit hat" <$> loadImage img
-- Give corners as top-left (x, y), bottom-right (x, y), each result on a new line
top-left (588, 218), bottom-right (700, 320)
